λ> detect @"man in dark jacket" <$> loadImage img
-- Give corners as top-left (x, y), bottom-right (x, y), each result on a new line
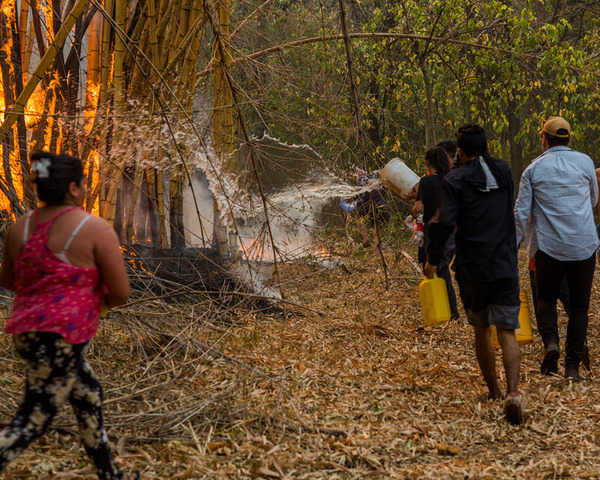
top-left (424, 124), bottom-right (523, 426)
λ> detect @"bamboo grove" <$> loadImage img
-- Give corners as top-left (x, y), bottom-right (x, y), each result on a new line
top-left (4, 1), bottom-right (600, 251)
top-left (0, 0), bottom-right (234, 249)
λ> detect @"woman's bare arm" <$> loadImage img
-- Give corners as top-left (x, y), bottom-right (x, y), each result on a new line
top-left (93, 220), bottom-right (131, 307)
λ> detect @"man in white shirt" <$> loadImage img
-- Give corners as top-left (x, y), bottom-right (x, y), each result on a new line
top-left (514, 116), bottom-right (598, 381)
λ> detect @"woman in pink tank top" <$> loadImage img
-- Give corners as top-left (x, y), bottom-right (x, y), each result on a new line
top-left (0, 152), bottom-right (138, 479)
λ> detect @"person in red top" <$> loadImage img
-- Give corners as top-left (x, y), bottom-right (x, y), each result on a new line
top-left (0, 152), bottom-right (137, 479)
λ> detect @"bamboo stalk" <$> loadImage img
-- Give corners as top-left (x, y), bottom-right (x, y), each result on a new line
top-left (102, 0), bottom-right (127, 223)
top-left (163, 6), bottom-right (206, 78)
top-left (18, 0), bottom-right (29, 81)
top-left (123, 2), bottom-right (148, 68)
top-left (338, 0), bottom-right (389, 288)
top-left (161, 0), bottom-right (182, 72)
top-left (126, 161), bottom-right (144, 240)
top-left (172, 0), bottom-right (192, 65)
top-left (183, 0), bottom-right (205, 103)
top-left (147, 0), bottom-right (160, 63)
top-left (8, 3), bottom-right (34, 207)
top-left (205, 2), bottom-right (287, 301)
top-left (98, 0), bottom-right (114, 214)
top-left (0, 0), bottom-right (91, 145)
top-left (156, 168), bottom-right (167, 248)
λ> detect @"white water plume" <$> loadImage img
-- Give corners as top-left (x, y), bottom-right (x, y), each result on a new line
top-left (184, 133), bottom-right (366, 261)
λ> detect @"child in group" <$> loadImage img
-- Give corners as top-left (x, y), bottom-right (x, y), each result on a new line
top-left (0, 151), bottom-right (138, 479)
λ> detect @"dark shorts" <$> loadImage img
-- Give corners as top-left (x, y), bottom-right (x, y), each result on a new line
top-left (457, 275), bottom-right (520, 329)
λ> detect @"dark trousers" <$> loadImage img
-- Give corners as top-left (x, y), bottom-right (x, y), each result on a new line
top-left (534, 250), bottom-right (596, 369)
top-left (0, 332), bottom-right (123, 480)
top-left (529, 269), bottom-right (570, 315)
top-left (437, 264), bottom-right (459, 317)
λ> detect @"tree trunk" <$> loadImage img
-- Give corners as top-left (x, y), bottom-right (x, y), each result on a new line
top-left (420, 57), bottom-right (436, 148)
top-left (507, 99), bottom-right (523, 193)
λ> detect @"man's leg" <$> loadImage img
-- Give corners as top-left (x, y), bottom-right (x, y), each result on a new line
top-left (535, 251), bottom-right (566, 374)
top-left (496, 328), bottom-right (521, 394)
top-left (564, 253), bottom-right (595, 378)
top-left (497, 327), bottom-right (523, 424)
top-left (473, 326), bottom-right (502, 399)
top-left (529, 268), bottom-right (537, 316)
top-left (534, 251), bottom-right (565, 346)
top-left (437, 264), bottom-right (459, 319)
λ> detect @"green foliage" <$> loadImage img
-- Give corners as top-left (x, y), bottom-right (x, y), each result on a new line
top-left (233, 0), bottom-right (600, 182)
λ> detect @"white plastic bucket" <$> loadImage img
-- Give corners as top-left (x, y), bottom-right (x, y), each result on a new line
top-left (379, 158), bottom-right (420, 197)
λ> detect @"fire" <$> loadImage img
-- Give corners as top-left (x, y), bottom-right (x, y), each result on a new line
top-left (313, 246), bottom-right (334, 259)
top-left (23, 84), bottom-right (47, 128)
top-left (83, 82), bottom-right (101, 134)
top-left (84, 149), bottom-right (100, 215)
top-left (240, 238), bottom-right (266, 260)
top-left (0, 83), bottom-right (5, 123)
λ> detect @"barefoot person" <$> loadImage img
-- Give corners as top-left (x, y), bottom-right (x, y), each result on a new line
top-left (0, 152), bottom-right (138, 479)
top-left (424, 125), bottom-right (523, 425)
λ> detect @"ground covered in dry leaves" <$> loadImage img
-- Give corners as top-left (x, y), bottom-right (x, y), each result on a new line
top-left (1, 238), bottom-right (600, 479)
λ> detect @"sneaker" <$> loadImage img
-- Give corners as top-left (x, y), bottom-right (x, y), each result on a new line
top-left (504, 392), bottom-right (524, 426)
top-left (541, 342), bottom-right (559, 375)
top-left (565, 367), bottom-right (583, 382)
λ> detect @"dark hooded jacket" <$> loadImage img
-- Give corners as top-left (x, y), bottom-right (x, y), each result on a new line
top-left (427, 154), bottom-right (518, 282)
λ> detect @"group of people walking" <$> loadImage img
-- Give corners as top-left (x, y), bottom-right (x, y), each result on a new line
top-left (0, 116), bottom-right (594, 477)
top-left (421, 117), bottom-right (598, 425)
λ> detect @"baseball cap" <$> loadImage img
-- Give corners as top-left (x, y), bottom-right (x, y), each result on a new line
top-left (540, 116), bottom-right (571, 138)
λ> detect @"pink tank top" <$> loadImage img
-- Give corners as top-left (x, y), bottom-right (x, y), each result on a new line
top-left (5, 207), bottom-right (105, 344)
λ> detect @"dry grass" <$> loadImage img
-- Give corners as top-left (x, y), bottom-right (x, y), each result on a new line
top-left (1, 240), bottom-right (600, 479)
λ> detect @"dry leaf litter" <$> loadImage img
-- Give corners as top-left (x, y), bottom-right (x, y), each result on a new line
top-left (0, 237), bottom-right (599, 479)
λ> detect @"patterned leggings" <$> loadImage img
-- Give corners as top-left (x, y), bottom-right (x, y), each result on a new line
top-left (0, 332), bottom-right (123, 480)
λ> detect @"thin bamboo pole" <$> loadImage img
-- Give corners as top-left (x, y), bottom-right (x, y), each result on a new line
top-left (147, 0), bottom-right (160, 63)
top-left (338, 0), bottom-right (388, 288)
top-left (168, 0), bottom-right (192, 250)
top-left (206, 2), bottom-right (286, 300)
top-left (98, 0), bottom-right (114, 213)
top-left (102, 0), bottom-right (126, 223)
top-left (18, 0), bottom-right (29, 81)
top-left (0, 0), bottom-right (91, 141)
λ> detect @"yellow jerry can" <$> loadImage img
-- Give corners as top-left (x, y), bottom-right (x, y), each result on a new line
top-left (491, 291), bottom-right (534, 349)
top-left (418, 274), bottom-right (451, 326)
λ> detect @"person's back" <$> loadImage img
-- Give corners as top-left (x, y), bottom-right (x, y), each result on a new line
top-left (4, 206), bottom-right (130, 344)
top-left (3, 201), bottom-right (130, 307)
top-left (444, 154), bottom-right (517, 282)
top-left (520, 146), bottom-right (597, 260)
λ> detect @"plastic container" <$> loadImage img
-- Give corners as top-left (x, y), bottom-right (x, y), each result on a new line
top-left (379, 158), bottom-right (420, 197)
top-left (491, 291), bottom-right (534, 349)
top-left (412, 214), bottom-right (424, 247)
top-left (418, 274), bottom-right (451, 326)
top-left (340, 198), bottom-right (357, 211)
